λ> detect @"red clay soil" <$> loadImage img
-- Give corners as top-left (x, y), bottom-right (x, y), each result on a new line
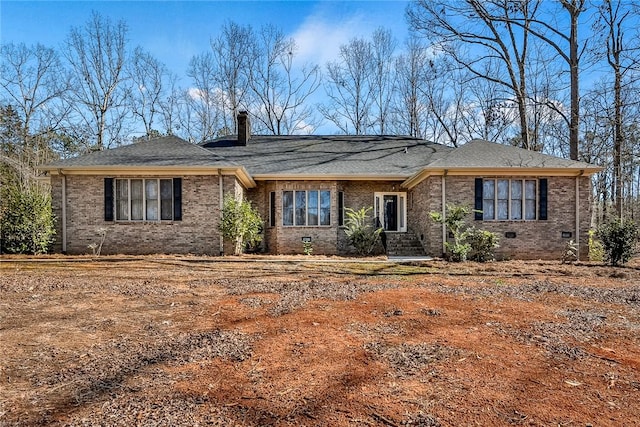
top-left (0, 256), bottom-right (638, 426)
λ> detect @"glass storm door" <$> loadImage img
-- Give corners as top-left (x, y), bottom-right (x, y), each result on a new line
top-left (374, 193), bottom-right (406, 232)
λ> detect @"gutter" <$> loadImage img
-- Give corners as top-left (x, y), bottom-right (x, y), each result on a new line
top-left (219, 169), bottom-right (224, 256)
top-left (58, 169), bottom-right (67, 253)
top-left (441, 170), bottom-right (447, 255)
top-left (576, 170), bottom-right (584, 260)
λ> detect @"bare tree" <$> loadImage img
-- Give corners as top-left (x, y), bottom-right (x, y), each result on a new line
top-left (247, 25), bottom-right (321, 135)
top-left (464, 60), bottom-right (517, 143)
top-left (370, 28), bottom-right (397, 134)
top-left (0, 43), bottom-right (70, 139)
top-left (392, 36), bottom-right (430, 138)
top-left (420, 58), bottom-right (468, 146)
top-left (408, 0), bottom-right (540, 150)
top-left (524, 43), bottom-right (568, 155)
top-left (595, 0), bottom-right (640, 217)
top-left (127, 47), bottom-right (171, 138)
top-left (158, 74), bottom-right (182, 136)
top-left (63, 11), bottom-right (130, 150)
top-left (490, 0), bottom-right (586, 160)
top-left (185, 52), bottom-right (222, 142)
top-left (0, 42), bottom-right (70, 176)
top-left (562, 0), bottom-right (585, 161)
top-left (211, 21), bottom-right (254, 134)
top-left (320, 37), bottom-right (375, 135)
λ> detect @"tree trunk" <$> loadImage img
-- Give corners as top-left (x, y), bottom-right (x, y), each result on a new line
top-left (568, 1), bottom-right (580, 161)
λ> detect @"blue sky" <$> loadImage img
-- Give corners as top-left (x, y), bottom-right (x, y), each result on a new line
top-left (1, 1), bottom-right (411, 79)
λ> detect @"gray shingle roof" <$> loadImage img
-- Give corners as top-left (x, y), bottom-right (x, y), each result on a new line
top-left (426, 139), bottom-right (599, 170)
top-left (42, 136), bottom-right (236, 169)
top-left (41, 135), bottom-right (601, 181)
top-left (201, 135), bottom-right (453, 177)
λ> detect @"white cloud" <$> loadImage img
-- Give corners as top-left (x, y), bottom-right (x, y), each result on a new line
top-left (290, 11), bottom-right (368, 66)
top-left (187, 87), bottom-right (205, 102)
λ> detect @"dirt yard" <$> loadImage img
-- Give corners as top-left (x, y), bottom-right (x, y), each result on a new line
top-left (0, 256), bottom-right (638, 427)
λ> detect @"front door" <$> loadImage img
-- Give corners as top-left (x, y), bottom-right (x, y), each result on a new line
top-left (374, 192), bottom-right (407, 232)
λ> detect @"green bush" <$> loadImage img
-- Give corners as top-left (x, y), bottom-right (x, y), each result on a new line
top-left (467, 228), bottom-right (500, 262)
top-left (588, 229), bottom-right (604, 262)
top-left (344, 207), bottom-right (382, 255)
top-left (596, 219), bottom-right (639, 266)
top-left (302, 240), bottom-right (313, 256)
top-left (1, 182), bottom-right (55, 254)
top-left (219, 196), bottom-right (263, 255)
top-left (430, 205), bottom-right (471, 262)
top-left (430, 205), bottom-right (498, 262)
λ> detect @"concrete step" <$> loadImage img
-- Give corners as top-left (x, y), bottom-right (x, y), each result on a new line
top-left (384, 232), bottom-right (426, 257)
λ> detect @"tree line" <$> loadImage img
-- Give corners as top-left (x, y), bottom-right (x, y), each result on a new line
top-left (1, 1), bottom-right (639, 224)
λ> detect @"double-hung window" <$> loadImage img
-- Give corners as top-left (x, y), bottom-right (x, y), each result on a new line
top-left (115, 178), bottom-right (175, 221)
top-left (482, 179), bottom-right (538, 221)
top-left (282, 190), bottom-right (331, 226)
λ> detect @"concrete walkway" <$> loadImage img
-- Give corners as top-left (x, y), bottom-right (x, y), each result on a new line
top-left (387, 256), bottom-right (433, 263)
top-left (0, 255), bottom-right (435, 264)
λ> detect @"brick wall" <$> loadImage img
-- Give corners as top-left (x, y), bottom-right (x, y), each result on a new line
top-left (50, 173), bottom-right (592, 259)
top-left (408, 175), bottom-right (592, 260)
top-left (258, 181), bottom-right (339, 255)
top-left (249, 180), bottom-right (400, 255)
top-left (408, 176), bottom-right (444, 256)
top-left (337, 181), bottom-right (401, 255)
top-left (52, 174), bottom-right (222, 255)
top-left (50, 175), bottom-right (64, 253)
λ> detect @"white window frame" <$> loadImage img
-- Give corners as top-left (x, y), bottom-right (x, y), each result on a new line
top-left (482, 179), bottom-right (538, 221)
top-left (114, 178), bottom-right (174, 222)
top-left (282, 190), bottom-right (331, 227)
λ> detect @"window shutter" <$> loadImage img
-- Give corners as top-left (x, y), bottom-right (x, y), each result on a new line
top-left (104, 178), bottom-right (114, 221)
top-left (539, 178), bottom-right (547, 220)
top-left (338, 191), bottom-right (344, 226)
top-left (474, 178), bottom-right (483, 220)
top-left (269, 192), bottom-right (276, 227)
top-left (173, 178), bottom-right (182, 221)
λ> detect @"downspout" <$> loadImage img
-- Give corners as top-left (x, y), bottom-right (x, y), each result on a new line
top-left (576, 171), bottom-right (583, 260)
top-left (441, 171), bottom-right (447, 255)
top-left (219, 169), bottom-right (224, 256)
top-left (58, 169), bottom-right (67, 253)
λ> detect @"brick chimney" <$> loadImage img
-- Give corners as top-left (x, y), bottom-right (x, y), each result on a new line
top-left (237, 111), bottom-right (250, 146)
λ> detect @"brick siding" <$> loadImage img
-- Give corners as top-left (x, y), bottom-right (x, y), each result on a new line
top-left (408, 176), bottom-right (444, 257)
top-left (51, 174), bottom-right (222, 255)
top-left (409, 175), bottom-right (592, 260)
top-left (50, 173), bottom-right (592, 260)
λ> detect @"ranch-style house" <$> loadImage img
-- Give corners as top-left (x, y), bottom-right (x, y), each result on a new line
top-left (40, 112), bottom-right (601, 260)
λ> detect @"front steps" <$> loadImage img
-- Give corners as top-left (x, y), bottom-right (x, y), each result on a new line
top-left (384, 231), bottom-right (426, 257)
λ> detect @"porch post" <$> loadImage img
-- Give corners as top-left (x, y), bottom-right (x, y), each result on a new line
top-left (219, 170), bottom-right (224, 255)
top-left (59, 170), bottom-right (67, 253)
top-left (575, 173), bottom-right (581, 260)
top-left (441, 172), bottom-right (447, 255)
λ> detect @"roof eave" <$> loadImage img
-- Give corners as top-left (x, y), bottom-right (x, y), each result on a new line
top-left (402, 166), bottom-right (604, 189)
top-left (251, 173), bottom-right (408, 181)
top-left (41, 165), bottom-right (257, 189)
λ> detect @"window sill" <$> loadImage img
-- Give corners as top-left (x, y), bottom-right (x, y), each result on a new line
top-left (111, 220), bottom-right (177, 224)
top-left (480, 219), bottom-right (539, 222)
top-left (282, 225), bottom-right (333, 228)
